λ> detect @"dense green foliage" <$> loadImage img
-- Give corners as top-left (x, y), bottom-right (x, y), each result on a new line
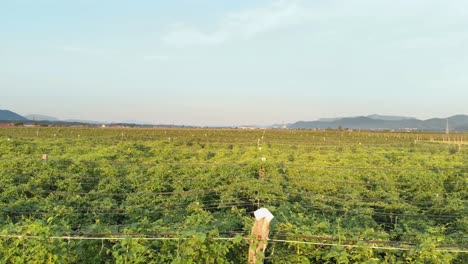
top-left (0, 127), bottom-right (467, 263)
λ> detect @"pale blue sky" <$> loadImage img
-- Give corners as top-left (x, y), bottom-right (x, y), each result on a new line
top-left (1, 0), bottom-right (467, 125)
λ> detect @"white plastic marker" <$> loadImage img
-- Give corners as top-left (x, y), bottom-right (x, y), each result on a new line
top-left (254, 208), bottom-right (274, 223)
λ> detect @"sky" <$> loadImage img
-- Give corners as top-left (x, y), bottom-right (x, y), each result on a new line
top-left (1, 0), bottom-right (467, 126)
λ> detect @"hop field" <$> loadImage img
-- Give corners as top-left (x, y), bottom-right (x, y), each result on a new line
top-left (0, 127), bottom-right (467, 263)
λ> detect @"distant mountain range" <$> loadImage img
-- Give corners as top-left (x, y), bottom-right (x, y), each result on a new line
top-left (0, 110), bottom-right (28, 121)
top-left (0, 110), bottom-right (175, 127)
top-left (317, 114), bottom-right (416, 122)
top-left (366, 114), bottom-right (417, 121)
top-left (1, 109), bottom-right (468, 131)
top-left (288, 115), bottom-right (468, 131)
top-left (24, 115), bottom-right (152, 125)
top-left (25, 114), bottom-right (59, 121)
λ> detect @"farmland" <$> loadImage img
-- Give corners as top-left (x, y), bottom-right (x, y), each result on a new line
top-left (0, 127), bottom-right (467, 263)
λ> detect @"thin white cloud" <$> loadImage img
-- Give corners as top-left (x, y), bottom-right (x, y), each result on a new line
top-left (163, 28), bottom-right (227, 46)
top-left (162, 0), bottom-right (308, 46)
top-left (142, 55), bottom-right (170, 61)
top-left (56, 45), bottom-right (105, 56)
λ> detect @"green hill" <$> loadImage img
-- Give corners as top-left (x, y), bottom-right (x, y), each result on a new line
top-left (0, 110), bottom-right (28, 121)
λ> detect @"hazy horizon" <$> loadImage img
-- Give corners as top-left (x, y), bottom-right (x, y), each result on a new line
top-left (3, 107), bottom-right (467, 127)
top-left (2, 0), bottom-right (467, 126)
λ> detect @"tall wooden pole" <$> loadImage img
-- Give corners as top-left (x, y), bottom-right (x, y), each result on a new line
top-left (248, 208), bottom-right (274, 264)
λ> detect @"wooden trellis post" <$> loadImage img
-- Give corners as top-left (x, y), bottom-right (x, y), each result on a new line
top-left (259, 167), bottom-right (265, 180)
top-left (248, 208), bottom-right (274, 264)
top-left (259, 157), bottom-right (266, 180)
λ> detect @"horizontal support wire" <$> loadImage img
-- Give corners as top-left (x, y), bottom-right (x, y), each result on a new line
top-left (3, 200), bottom-right (465, 219)
top-left (267, 239), bottom-right (468, 253)
top-left (19, 188), bottom-right (464, 209)
top-left (2, 158), bottom-right (468, 170)
top-left (0, 234), bottom-right (466, 253)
